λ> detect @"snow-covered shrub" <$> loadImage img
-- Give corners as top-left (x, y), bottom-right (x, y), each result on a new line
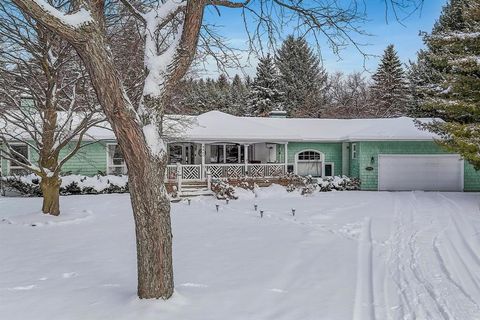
top-left (223, 176), bottom-right (257, 190)
top-left (276, 174), bottom-right (360, 193)
top-left (276, 173), bottom-right (306, 192)
top-left (300, 175), bottom-right (318, 195)
top-left (211, 179), bottom-right (238, 200)
top-left (1, 175), bottom-right (43, 196)
top-left (1, 174), bottom-right (129, 196)
top-left (317, 176), bottom-right (360, 192)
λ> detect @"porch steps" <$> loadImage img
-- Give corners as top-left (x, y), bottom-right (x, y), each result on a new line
top-left (179, 182), bottom-right (214, 198)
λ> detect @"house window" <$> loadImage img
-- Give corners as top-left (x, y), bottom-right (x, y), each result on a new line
top-left (210, 144), bottom-right (244, 163)
top-left (9, 144), bottom-right (29, 175)
top-left (324, 163), bottom-right (334, 177)
top-left (297, 151), bottom-right (321, 161)
top-left (351, 143), bottom-right (357, 159)
top-left (210, 145), bottom-right (225, 163)
top-left (169, 144), bottom-right (183, 164)
top-left (107, 144), bottom-right (127, 175)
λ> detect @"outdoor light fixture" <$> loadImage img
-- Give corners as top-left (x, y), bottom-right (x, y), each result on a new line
top-left (371, 156), bottom-right (375, 164)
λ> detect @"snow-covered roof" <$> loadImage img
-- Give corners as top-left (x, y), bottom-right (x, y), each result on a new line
top-left (177, 111), bottom-right (440, 142)
top-left (0, 111), bottom-right (111, 142)
top-left (2, 110), bottom-right (440, 143)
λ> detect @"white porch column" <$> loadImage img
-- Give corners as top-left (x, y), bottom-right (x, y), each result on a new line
top-left (201, 143), bottom-right (206, 180)
top-left (176, 162), bottom-right (182, 194)
top-left (284, 142), bottom-right (288, 174)
top-left (244, 144), bottom-right (249, 175)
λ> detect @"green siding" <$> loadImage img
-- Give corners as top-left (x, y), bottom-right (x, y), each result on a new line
top-left (285, 142), bottom-right (343, 176)
top-left (356, 141), bottom-right (480, 191)
top-left (464, 162), bottom-right (480, 192)
top-left (1, 141), bottom-right (109, 176)
top-left (349, 143), bottom-right (360, 179)
top-left (60, 142), bottom-right (109, 175)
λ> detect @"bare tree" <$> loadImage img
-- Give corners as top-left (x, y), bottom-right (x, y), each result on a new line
top-left (324, 71), bottom-right (372, 118)
top-left (10, 0), bottom-right (423, 299)
top-left (0, 0), bottom-right (103, 215)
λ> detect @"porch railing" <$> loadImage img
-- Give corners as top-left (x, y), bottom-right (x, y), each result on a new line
top-left (165, 163), bottom-right (286, 181)
top-left (247, 164), bottom-right (285, 178)
top-left (205, 164), bottom-right (246, 178)
top-left (165, 164), bottom-right (202, 181)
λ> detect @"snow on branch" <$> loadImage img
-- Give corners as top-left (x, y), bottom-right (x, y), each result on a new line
top-left (207, 0), bottom-right (251, 8)
top-left (29, 0), bottom-right (92, 28)
top-left (430, 31), bottom-right (480, 41)
top-left (142, 0), bottom-right (186, 98)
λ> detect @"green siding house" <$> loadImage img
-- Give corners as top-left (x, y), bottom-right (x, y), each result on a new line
top-left (2, 110), bottom-right (479, 191)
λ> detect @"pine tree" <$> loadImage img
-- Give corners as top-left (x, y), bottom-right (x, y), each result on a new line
top-left (230, 74), bottom-right (248, 115)
top-left (247, 54), bottom-right (283, 116)
top-left (275, 35), bottom-right (328, 117)
top-left (417, 0), bottom-right (480, 169)
top-left (214, 74), bottom-right (232, 113)
top-left (370, 44), bottom-right (409, 117)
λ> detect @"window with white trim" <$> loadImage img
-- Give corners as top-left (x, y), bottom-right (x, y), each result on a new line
top-left (107, 144), bottom-right (127, 175)
top-left (351, 143), bottom-right (357, 159)
top-left (324, 163), bottom-right (334, 177)
top-left (297, 151), bottom-right (322, 161)
top-left (9, 144), bottom-right (29, 175)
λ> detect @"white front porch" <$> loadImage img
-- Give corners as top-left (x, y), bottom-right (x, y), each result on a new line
top-left (165, 142), bottom-right (289, 181)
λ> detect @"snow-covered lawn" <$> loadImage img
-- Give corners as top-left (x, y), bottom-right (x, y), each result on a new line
top-left (1, 187), bottom-right (480, 320)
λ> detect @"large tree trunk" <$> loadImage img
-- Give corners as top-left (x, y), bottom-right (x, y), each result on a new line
top-left (73, 32), bottom-right (175, 299)
top-left (10, 0), bottom-right (203, 300)
top-left (129, 156), bottom-right (173, 298)
top-left (40, 175), bottom-right (61, 216)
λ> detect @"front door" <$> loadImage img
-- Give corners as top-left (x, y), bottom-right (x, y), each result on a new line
top-left (296, 150), bottom-right (323, 177)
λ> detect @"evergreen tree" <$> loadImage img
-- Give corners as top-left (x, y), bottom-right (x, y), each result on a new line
top-left (217, 74), bottom-right (229, 90)
top-left (275, 35), bottom-right (328, 117)
top-left (370, 44), bottom-right (409, 117)
top-left (247, 54), bottom-right (283, 116)
top-left (230, 74), bottom-right (248, 115)
top-left (417, 0), bottom-right (480, 169)
top-left (214, 74), bottom-right (231, 113)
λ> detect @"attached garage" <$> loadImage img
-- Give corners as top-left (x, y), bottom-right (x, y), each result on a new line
top-left (378, 154), bottom-right (464, 191)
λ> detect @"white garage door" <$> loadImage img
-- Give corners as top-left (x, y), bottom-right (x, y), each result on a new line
top-left (378, 155), bottom-right (463, 191)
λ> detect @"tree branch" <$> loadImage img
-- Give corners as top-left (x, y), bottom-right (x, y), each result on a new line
top-left (118, 0), bottom-right (147, 24)
top-left (207, 0), bottom-right (251, 9)
top-left (11, 0), bottom-right (92, 41)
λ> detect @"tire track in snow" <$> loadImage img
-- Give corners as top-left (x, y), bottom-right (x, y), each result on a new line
top-left (388, 192), bottom-right (480, 319)
top-left (438, 194), bottom-right (480, 267)
top-left (407, 229), bottom-right (451, 320)
top-left (383, 195), bottom-right (413, 320)
top-left (384, 193), bottom-right (452, 320)
top-left (432, 232), bottom-right (480, 310)
top-left (434, 193), bottom-right (480, 308)
top-left (353, 217), bottom-right (375, 320)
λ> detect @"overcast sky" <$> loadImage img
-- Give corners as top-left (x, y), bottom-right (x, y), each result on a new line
top-left (199, 0), bottom-right (448, 79)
